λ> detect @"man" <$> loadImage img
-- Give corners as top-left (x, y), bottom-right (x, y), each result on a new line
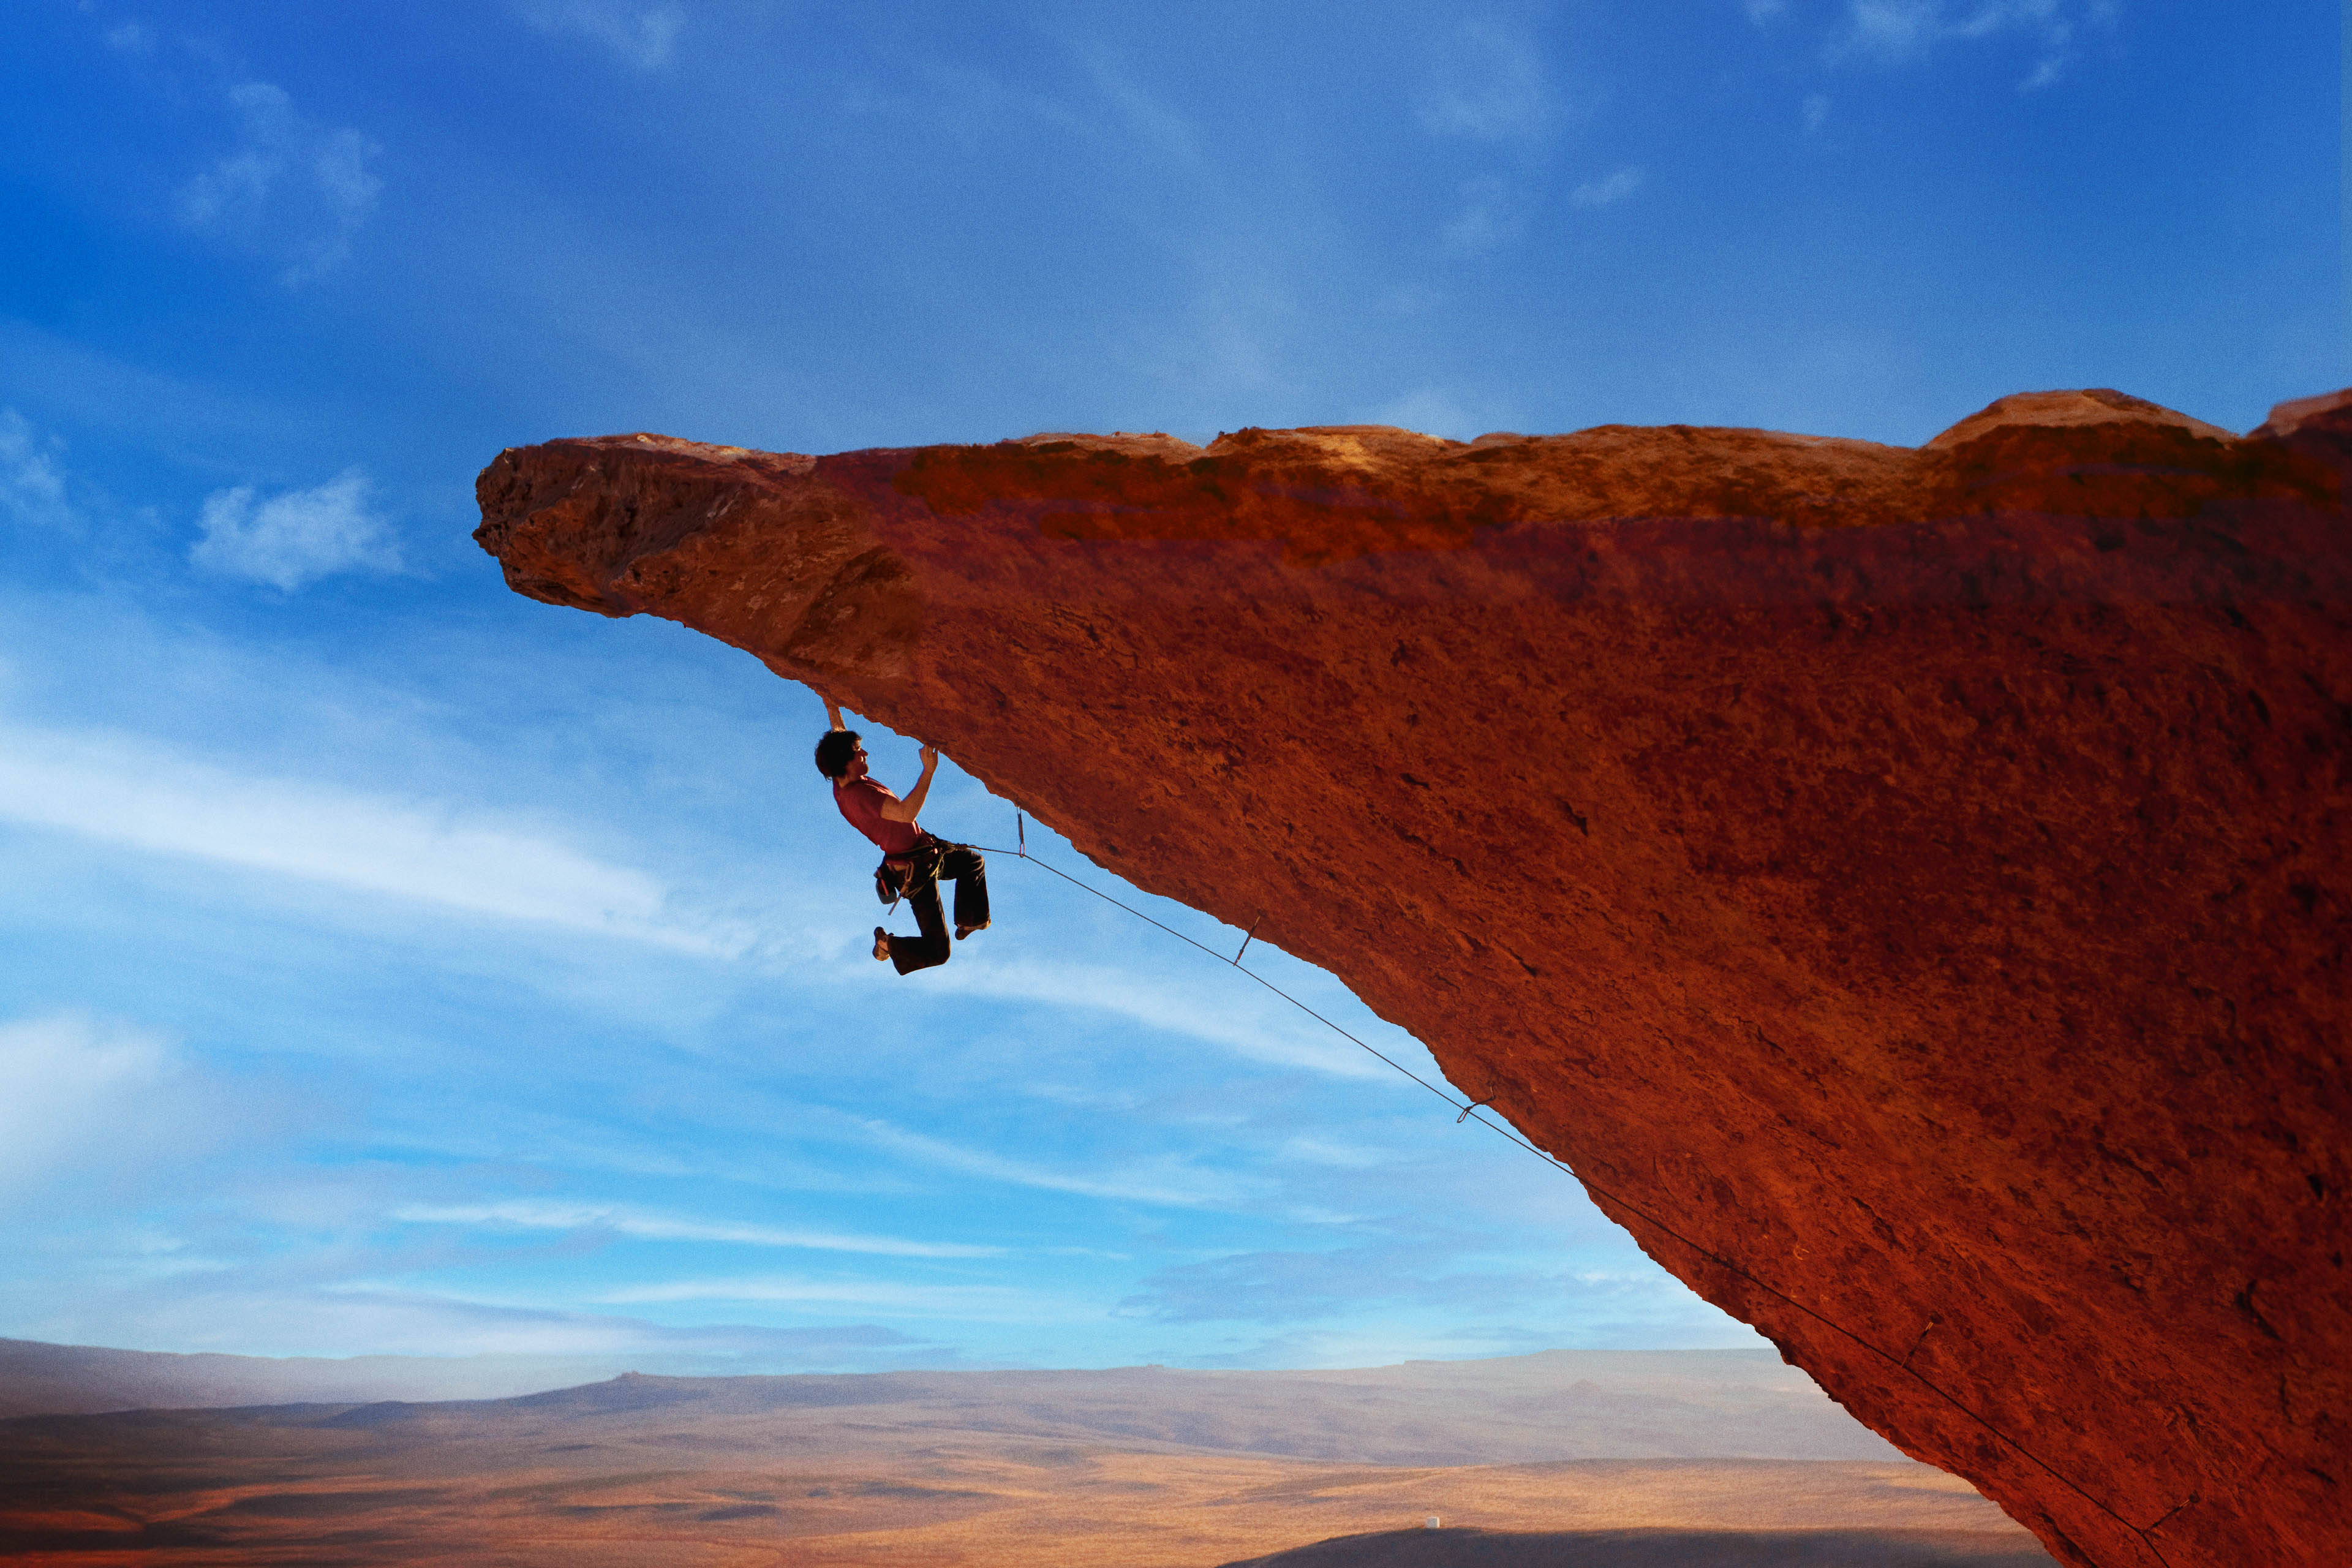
top-left (815, 696), bottom-right (989, 975)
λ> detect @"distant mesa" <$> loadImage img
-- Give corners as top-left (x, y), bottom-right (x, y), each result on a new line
top-left (0, 1337), bottom-right (679, 1419)
top-left (473, 388), bottom-right (2352, 1568)
top-left (0, 1345), bottom-right (1914, 1460)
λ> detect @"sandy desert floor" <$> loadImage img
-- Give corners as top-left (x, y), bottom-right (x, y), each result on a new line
top-left (0, 1355), bottom-right (2056, 1566)
top-left (2, 1418), bottom-right (2051, 1567)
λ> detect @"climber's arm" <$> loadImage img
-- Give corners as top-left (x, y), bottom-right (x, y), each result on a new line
top-left (879, 744), bottom-right (939, 823)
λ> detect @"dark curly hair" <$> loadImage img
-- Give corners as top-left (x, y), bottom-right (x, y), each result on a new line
top-left (814, 728), bottom-right (861, 780)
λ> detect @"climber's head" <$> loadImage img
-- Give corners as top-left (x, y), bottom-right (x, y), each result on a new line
top-left (815, 728), bottom-right (865, 782)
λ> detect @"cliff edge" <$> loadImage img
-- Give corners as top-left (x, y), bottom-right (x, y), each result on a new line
top-left (473, 388), bottom-right (2351, 1568)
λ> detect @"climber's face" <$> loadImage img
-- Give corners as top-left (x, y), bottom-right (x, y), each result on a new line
top-left (842, 742), bottom-right (870, 782)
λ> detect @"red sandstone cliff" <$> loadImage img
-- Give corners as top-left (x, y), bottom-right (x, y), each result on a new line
top-left (473, 388), bottom-right (2351, 1568)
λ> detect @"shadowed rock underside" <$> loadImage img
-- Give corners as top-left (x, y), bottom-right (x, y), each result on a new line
top-left (473, 388), bottom-right (2352, 1568)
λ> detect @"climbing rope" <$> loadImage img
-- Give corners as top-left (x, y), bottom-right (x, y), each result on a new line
top-left (964, 826), bottom-right (1570, 1170)
top-left (969, 813), bottom-right (2177, 1568)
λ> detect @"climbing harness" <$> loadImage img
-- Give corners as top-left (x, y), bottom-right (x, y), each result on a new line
top-left (966, 810), bottom-right (2180, 1568)
top-left (874, 835), bottom-right (948, 913)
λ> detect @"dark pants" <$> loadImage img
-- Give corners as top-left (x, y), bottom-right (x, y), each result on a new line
top-left (886, 844), bottom-right (988, 976)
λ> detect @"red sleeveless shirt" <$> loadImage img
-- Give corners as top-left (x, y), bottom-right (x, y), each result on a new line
top-left (834, 775), bottom-right (922, 856)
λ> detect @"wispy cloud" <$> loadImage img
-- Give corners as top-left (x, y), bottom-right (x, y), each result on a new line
top-left (851, 1114), bottom-right (1252, 1210)
top-left (598, 1275), bottom-right (1060, 1320)
top-left (1118, 1240), bottom-right (1689, 1328)
top-left (1850, 0), bottom-right (1945, 55)
top-left (177, 81), bottom-right (383, 285)
top-left (514, 1), bottom-right (686, 70)
top-left (0, 721), bottom-right (744, 953)
top-left (394, 1199), bottom-right (1003, 1258)
top-left (1441, 175), bottom-right (1526, 257)
top-left (1123, 1242), bottom-right (1433, 1324)
top-left (36, 1281), bottom-right (952, 1365)
top-left (1414, 18), bottom-right (1559, 142)
top-left (918, 955), bottom-right (1391, 1080)
top-left (2015, 48), bottom-right (2068, 91)
top-left (0, 410), bottom-right (74, 529)
top-left (0, 1015), bottom-right (173, 1199)
top-left (1569, 166), bottom-right (1645, 208)
top-left (1078, 45), bottom-right (1206, 171)
top-left (190, 467), bottom-right (400, 589)
top-left (1835, 0), bottom-right (2111, 88)
top-left (1278, 1137), bottom-right (1389, 1170)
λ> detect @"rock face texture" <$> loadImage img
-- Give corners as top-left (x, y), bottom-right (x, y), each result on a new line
top-left (474, 388), bottom-right (2351, 1568)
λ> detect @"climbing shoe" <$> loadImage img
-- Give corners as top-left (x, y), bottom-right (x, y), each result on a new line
top-left (957, 920), bottom-right (990, 940)
top-left (872, 927), bottom-right (891, 961)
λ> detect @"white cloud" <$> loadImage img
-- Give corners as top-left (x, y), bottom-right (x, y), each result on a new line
top-left (514, 1), bottom-right (686, 70)
top-left (1079, 46), bottom-right (1206, 171)
top-left (0, 1015), bottom-right (175, 1197)
top-left (1414, 19), bottom-right (1557, 142)
top-left (598, 1275), bottom-right (1061, 1320)
top-left (1945, 0), bottom-right (2076, 41)
top-left (177, 81), bottom-right (382, 285)
top-left (26, 1282), bottom-right (947, 1366)
top-left (0, 410), bottom-right (74, 529)
top-left (190, 468), bottom-right (399, 590)
top-left (1845, 0), bottom-right (1940, 53)
top-left (2016, 52), bottom-right (2067, 90)
top-left (1744, 0), bottom-right (1790, 21)
top-left (1569, 166), bottom-right (1645, 208)
top-left (0, 721), bottom-right (744, 954)
top-left (918, 954), bottom-right (1391, 1080)
top-left (394, 1199), bottom-right (1003, 1258)
top-left (1836, 0), bottom-right (2108, 88)
top-left (1441, 175), bottom-right (1525, 258)
top-left (1280, 1137), bottom-right (1387, 1169)
top-left (853, 1114), bottom-right (1255, 1210)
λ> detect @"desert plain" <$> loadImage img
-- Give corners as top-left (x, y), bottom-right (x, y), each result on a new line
top-left (0, 1346), bottom-right (2055, 1567)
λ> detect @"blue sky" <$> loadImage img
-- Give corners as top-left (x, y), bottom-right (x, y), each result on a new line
top-left (0, 1), bottom-right (2339, 1372)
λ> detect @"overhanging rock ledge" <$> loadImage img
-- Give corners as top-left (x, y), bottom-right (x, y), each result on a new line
top-left (475, 388), bottom-right (2352, 1568)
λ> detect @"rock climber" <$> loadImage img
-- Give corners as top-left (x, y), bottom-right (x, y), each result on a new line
top-left (816, 696), bottom-right (989, 975)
